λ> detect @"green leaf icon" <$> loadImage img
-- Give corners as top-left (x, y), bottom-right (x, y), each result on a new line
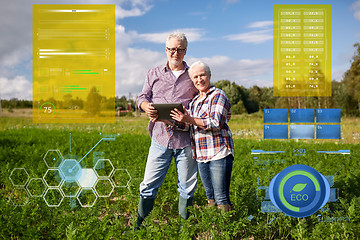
top-left (291, 183), bottom-right (307, 192)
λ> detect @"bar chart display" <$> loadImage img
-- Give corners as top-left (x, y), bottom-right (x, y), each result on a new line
top-left (264, 108), bottom-right (341, 139)
top-left (273, 5), bottom-right (331, 97)
top-left (33, 5), bottom-right (115, 123)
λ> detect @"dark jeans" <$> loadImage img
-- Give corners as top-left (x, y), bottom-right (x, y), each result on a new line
top-left (197, 154), bottom-right (233, 205)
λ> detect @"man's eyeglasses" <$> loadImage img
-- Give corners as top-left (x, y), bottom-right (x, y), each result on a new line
top-left (166, 47), bottom-right (186, 54)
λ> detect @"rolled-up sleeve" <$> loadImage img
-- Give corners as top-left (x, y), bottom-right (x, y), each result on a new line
top-left (200, 92), bottom-right (231, 130)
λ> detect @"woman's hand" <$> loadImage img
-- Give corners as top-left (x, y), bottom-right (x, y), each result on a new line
top-left (170, 108), bottom-right (191, 123)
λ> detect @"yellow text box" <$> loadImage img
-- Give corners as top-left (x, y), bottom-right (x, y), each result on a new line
top-left (33, 5), bottom-right (115, 123)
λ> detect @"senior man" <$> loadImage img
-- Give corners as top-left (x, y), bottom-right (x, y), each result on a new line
top-left (135, 32), bottom-right (198, 229)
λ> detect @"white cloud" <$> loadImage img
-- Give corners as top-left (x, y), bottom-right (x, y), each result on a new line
top-left (115, 1), bottom-right (153, 19)
top-left (354, 11), bottom-right (360, 21)
top-left (0, 0), bottom-right (153, 70)
top-left (188, 56), bottom-right (272, 87)
top-left (0, 76), bottom-right (32, 100)
top-left (0, 0), bottom-right (154, 99)
top-left (224, 20), bottom-right (273, 44)
top-left (225, 29), bottom-right (272, 44)
top-left (351, 0), bottom-right (360, 21)
top-left (134, 28), bottom-right (206, 44)
top-left (247, 21), bottom-right (273, 29)
top-left (115, 47), bottom-right (165, 97)
top-left (114, 23), bottom-right (273, 96)
top-left (114, 24), bottom-right (166, 96)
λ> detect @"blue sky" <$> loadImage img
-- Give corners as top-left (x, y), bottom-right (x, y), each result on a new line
top-left (0, 0), bottom-right (360, 99)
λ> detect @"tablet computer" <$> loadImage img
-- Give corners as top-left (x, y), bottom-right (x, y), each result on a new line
top-left (152, 103), bottom-right (184, 120)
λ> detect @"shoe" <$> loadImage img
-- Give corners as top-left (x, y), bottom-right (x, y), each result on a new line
top-left (134, 197), bottom-right (155, 230)
top-left (218, 204), bottom-right (231, 212)
top-left (178, 196), bottom-right (193, 220)
top-left (207, 199), bottom-right (216, 207)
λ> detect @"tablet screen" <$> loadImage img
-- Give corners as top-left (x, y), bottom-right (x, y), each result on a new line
top-left (152, 103), bottom-right (184, 120)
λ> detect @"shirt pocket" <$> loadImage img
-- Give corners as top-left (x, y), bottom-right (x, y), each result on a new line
top-left (198, 103), bottom-right (210, 118)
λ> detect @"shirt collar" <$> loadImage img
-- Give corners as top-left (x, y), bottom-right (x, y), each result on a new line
top-left (162, 61), bottom-right (189, 73)
top-left (193, 85), bottom-right (216, 101)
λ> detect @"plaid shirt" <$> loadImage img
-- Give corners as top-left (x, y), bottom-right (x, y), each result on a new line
top-left (177, 86), bottom-right (234, 161)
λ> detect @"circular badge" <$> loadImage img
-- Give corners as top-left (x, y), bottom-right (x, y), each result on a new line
top-left (269, 164), bottom-right (330, 218)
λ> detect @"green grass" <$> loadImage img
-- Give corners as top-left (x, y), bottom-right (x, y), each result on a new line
top-left (1, 115), bottom-right (360, 239)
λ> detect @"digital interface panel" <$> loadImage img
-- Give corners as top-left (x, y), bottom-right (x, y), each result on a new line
top-left (32, 5), bottom-right (115, 123)
top-left (273, 5), bottom-right (331, 96)
top-left (290, 108), bottom-right (315, 123)
top-left (316, 109), bottom-right (341, 123)
top-left (264, 109), bottom-right (341, 139)
top-left (263, 109), bottom-right (288, 123)
top-left (253, 149), bottom-right (350, 219)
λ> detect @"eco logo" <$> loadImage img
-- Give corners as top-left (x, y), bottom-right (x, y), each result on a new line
top-left (269, 164), bottom-right (330, 218)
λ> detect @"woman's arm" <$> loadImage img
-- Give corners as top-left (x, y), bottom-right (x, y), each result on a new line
top-left (171, 90), bottom-right (231, 130)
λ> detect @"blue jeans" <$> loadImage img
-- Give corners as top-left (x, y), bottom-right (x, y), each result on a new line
top-left (198, 154), bottom-right (233, 205)
top-left (139, 140), bottom-right (198, 199)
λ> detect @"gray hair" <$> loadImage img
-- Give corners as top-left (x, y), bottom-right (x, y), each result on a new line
top-left (166, 31), bottom-right (188, 48)
top-left (189, 61), bottom-right (211, 76)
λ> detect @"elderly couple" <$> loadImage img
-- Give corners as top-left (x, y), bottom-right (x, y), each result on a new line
top-left (135, 32), bottom-right (234, 229)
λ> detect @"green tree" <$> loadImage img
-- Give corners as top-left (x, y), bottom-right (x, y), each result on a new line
top-left (342, 43), bottom-right (360, 115)
top-left (85, 86), bottom-right (102, 116)
top-left (231, 99), bottom-right (247, 114)
top-left (222, 83), bottom-right (242, 106)
top-left (213, 80), bottom-right (231, 90)
top-left (244, 86), bottom-right (260, 113)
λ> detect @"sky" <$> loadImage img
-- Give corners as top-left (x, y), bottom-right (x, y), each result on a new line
top-left (0, 0), bottom-right (360, 100)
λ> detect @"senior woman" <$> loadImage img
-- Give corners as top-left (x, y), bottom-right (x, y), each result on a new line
top-left (170, 61), bottom-right (234, 211)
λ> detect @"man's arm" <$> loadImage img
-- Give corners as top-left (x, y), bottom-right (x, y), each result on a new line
top-left (136, 69), bottom-right (158, 120)
top-left (140, 101), bottom-right (158, 121)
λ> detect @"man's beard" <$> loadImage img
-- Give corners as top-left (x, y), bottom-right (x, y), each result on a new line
top-left (170, 59), bottom-right (182, 66)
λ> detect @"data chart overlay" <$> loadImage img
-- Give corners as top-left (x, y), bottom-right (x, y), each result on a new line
top-left (273, 5), bottom-right (331, 96)
top-left (33, 5), bottom-right (115, 123)
top-left (263, 109), bottom-right (341, 139)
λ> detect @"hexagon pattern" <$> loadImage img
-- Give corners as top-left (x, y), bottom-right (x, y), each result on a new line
top-left (94, 178), bottom-right (115, 197)
top-left (43, 150), bottom-right (63, 168)
top-left (77, 168), bottom-right (97, 188)
top-left (94, 159), bottom-right (114, 178)
top-left (9, 168), bottom-right (30, 187)
top-left (111, 169), bottom-right (132, 188)
top-left (9, 149), bottom-right (132, 208)
top-left (59, 159), bottom-right (82, 183)
top-left (77, 188), bottom-right (98, 207)
top-left (43, 169), bottom-right (63, 187)
top-left (26, 178), bottom-right (46, 197)
top-left (43, 187), bottom-right (64, 207)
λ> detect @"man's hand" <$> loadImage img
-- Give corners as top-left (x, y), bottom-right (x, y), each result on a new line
top-left (140, 101), bottom-right (158, 120)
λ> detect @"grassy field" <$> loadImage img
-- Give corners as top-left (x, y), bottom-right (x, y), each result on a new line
top-left (1, 110), bottom-right (360, 239)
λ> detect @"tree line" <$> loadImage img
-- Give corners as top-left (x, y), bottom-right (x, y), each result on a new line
top-left (2, 43), bottom-right (359, 116)
top-left (213, 42), bottom-right (360, 116)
